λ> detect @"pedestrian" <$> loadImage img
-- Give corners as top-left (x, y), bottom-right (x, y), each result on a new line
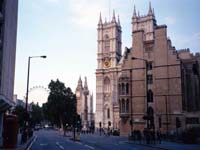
top-left (157, 129), bottom-right (161, 144)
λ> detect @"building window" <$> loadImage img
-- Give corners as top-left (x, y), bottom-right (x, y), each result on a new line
top-left (121, 99), bottom-right (125, 113)
top-left (147, 75), bottom-right (153, 84)
top-left (126, 99), bottom-right (129, 112)
top-left (146, 62), bottom-right (152, 70)
top-left (107, 108), bottom-right (110, 119)
top-left (147, 90), bottom-right (153, 102)
top-left (0, 1), bottom-right (4, 14)
top-left (122, 83), bottom-right (125, 95)
top-left (104, 34), bottom-right (110, 52)
top-left (186, 117), bottom-right (199, 124)
top-left (126, 83), bottom-right (129, 94)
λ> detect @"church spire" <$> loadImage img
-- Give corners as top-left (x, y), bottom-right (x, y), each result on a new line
top-left (118, 14), bottom-right (120, 25)
top-left (76, 75), bottom-right (83, 90)
top-left (112, 10), bottom-right (116, 23)
top-left (98, 12), bottom-right (102, 25)
top-left (148, 2), bottom-right (153, 15)
top-left (133, 5), bottom-right (137, 18)
top-left (84, 76), bottom-right (88, 91)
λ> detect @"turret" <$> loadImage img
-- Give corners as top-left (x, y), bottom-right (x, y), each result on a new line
top-left (148, 2), bottom-right (153, 16)
top-left (98, 12), bottom-right (102, 25)
top-left (111, 10), bottom-right (116, 23)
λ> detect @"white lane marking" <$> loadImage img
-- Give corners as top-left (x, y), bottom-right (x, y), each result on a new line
top-left (56, 142), bottom-right (64, 150)
top-left (27, 135), bottom-right (37, 150)
top-left (75, 141), bottom-right (83, 145)
top-left (119, 141), bottom-right (126, 144)
top-left (84, 144), bottom-right (95, 150)
top-left (40, 143), bottom-right (48, 146)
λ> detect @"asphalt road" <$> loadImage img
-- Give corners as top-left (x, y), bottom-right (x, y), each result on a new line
top-left (29, 129), bottom-right (161, 150)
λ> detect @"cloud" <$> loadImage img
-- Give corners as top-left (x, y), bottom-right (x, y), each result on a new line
top-left (47, 0), bottom-right (60, 3)
top-left (68, 0), bottom-right (108, 28)
top-left (164, 16), bottom-right (176, 25)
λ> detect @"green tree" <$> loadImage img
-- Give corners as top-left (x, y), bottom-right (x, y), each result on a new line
top-left (30, 102), bottom-right (43, 126)
top-left (13, 105), bottom-right (26, 128)
top-left (43, 79), bottom-right (77, 129)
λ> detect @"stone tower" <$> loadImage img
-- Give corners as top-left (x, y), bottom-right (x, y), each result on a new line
top-left (75, 76), bottom-right (95, 131)
top-left (75, 76), bottom-right (83, 116)
top-left (96, 11), bottom-right (122, 129)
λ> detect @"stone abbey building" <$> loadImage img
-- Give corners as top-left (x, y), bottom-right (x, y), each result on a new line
top-left (95, 4), bottom-right (200, 135)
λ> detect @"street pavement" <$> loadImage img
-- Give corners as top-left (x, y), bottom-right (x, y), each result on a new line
top-left (29, 129), bottom-right (161, 150)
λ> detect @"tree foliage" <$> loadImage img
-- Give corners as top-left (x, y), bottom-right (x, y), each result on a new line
top-left (30, 102), bottom-right (43, 126)
top-left (43, 79), bottom-right (77, 129)
top-left (13, 105), bottom-right (26, 128)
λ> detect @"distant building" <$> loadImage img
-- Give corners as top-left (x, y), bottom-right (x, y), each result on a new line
top-left (0, 0), bottom-right (18, 145)
top-left (95, 3), bottom-right (199, 135)
top-left (75, 76), bottom-right (94, 130)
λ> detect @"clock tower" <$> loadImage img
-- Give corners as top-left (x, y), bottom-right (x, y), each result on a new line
top-left (96, 11), bottom-right (122, 129)
top-left (97, 11), bottom-right (122, 69)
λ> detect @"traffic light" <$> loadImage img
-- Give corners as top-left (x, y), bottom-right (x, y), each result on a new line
top-left (176, 117), bottom-right (181, 128)
top-left (129, 120), bottom-right (133, 126)
top-left (159, 117), bottom-right (162, 128)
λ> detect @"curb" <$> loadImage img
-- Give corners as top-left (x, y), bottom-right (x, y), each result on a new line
top-left (126, 141), bottom-right (171, 150)
top-left (24, 136), bottom-right (36, 150)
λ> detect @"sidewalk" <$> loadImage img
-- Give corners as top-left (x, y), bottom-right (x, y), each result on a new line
top-left (0, 134), bottom-right (35, 150)
top-left (127, 140), bottom-right (200, 150)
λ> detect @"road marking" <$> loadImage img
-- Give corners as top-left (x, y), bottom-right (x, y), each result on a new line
top-left (40, 143), bottom-right (48, 146)
top-left (84, 144), bottom-right (95, 150)
top-left (119, 141), bottom-right (126, 144)
top-left (75, 141), bottom-right (82, 145)
top-left (56, 142), bottom-right (64, 150)
top-left (27, 135), bottom-right (37, 150)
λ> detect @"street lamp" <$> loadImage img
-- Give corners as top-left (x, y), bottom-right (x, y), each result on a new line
top-left (22, 55), bottom-right (46, 143)
top-left (25, 55), bottom-right (47, 112)
top-left (131, 57), bottom-right (149, 129)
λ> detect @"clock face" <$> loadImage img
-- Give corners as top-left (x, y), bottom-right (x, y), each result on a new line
top-left (76, 91), bottom-right (80, 97)
top-left (103, 57), bottom-right (111, 68)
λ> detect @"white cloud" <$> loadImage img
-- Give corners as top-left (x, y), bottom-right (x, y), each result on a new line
top-left (68, 0), bottom-right (108, 28)
top-left (164, 16), bottom-right (176, 25)
top-left (47, 0), bottom-right (60, 3)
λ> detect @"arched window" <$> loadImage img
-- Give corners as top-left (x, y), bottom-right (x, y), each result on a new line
top-left (122, 99), bottom-right (125, 113)
top-left (104, 77), bottom-right (110, 93)
top-left (104, 34), bottom-right (110, 52)
top-left (147, 90), bottom-right (153, 102)
top-left (118, 84), bottom-right (121, 95)
top-left (122, 83), bottom-right (125, 95)
top-left (126, 83), bottom-right (129, 94)
top-left (107, 108), bottom-right (110, 119)
top-left (126, 99), bottom-right (129, 113)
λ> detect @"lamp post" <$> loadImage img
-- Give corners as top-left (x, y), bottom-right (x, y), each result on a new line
top-left (25, 55), bottom-right (47, 112)
top-left (22, 55), bottom-right (46, 143)
top-left (131, 57), bottom-right (149, 129)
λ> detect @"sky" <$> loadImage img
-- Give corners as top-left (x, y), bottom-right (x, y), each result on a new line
top-left (14, 0), bottom-right (200, 106)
